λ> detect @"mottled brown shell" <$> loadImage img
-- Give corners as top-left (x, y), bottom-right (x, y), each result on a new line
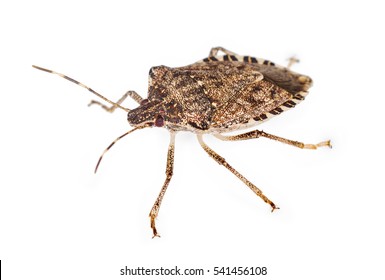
top-left (128, 53), bottom-right (312, 133)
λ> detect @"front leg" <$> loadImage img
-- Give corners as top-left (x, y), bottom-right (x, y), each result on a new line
top-left (149, 131), bottom-right (176, 238)
top-left (88, 90), bottom-right (144, 113)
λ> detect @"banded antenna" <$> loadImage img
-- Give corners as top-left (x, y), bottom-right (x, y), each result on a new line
top-left (32, 65), bottom-right (130, 112)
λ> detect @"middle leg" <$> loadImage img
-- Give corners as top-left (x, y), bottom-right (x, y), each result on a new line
top-left (197, 134), bottom-right (278, 211)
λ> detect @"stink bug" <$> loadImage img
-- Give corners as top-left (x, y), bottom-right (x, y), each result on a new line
top-left (33, 47), bottom-right (331, 237)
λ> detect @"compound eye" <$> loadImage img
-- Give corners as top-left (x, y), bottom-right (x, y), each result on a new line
top-left (154, 115), bottom-right (164, 127)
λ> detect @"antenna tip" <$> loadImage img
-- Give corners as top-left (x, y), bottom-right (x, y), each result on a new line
top-left (32, 65), bottom-right (52, 73)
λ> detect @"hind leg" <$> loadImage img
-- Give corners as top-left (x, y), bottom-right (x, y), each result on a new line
top-left (209, 47), bottom-right (238, 57)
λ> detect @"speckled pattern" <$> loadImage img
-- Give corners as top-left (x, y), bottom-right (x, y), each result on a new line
top-left (128, 50), bottom-right (312, 133)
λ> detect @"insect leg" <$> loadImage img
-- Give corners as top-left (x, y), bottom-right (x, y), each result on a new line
top-left (287, 57), bottom-right (300, 69)
top-left (215, 131), bottom-right (332, 149)
top-left (209, 47), bottom-right (238, 57)
top-left (197, 134), bottom-right (278, 211)
top-left (149, 131), bottom-right (176, 238)
top-left (88, 90), bottom-right (144, 113)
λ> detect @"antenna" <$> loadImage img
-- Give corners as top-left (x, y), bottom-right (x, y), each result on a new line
top-left (32, 65), bottom-right (130, 112)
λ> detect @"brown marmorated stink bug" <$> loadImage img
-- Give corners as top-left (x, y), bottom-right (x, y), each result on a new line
top-left (33, 47), bottom-right (331, 237)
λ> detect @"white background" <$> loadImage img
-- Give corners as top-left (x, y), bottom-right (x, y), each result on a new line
top-left (1, 0), bottom-right (384, 279)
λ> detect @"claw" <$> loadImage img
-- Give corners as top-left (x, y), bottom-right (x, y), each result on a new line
top-left (150, 214), bottom-right (161, 238)
top-left (287, 56), bottom-right (300, 69)
top-left (151, 227), bottom-right (160, 239)
top-left (303, 139), bottom-right (332, 150)
top-left (320, 140), bottom-right (332, 149)
top-left (271, 203), bottom-right (280, 212)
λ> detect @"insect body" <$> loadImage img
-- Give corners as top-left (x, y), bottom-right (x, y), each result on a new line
top-left (33, 47), bottom-right (331, 237)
